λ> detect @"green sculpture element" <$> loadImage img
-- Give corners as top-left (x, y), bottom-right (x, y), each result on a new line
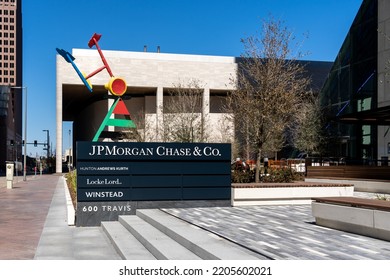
top-left (93, 98), bottom-right (136, 142)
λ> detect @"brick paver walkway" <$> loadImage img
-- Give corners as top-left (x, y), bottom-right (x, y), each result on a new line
top-left (0, 175), bottom-right (58, 259)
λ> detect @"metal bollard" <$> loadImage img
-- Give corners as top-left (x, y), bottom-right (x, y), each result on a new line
top-left (6, 161), bottom-right (14, 189)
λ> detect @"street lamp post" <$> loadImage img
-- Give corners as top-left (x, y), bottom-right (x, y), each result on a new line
top-left (11, 86), bottom-right (27, 181)
top-left (43, 129), bottom-right (50, 160)
top-left (68, 129), bottom-right (72, 169)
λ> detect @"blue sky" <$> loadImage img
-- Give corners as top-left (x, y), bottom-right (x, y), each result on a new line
top-left (21, 0), bottom-right (362, 158)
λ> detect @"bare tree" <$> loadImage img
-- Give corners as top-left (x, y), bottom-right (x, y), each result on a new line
top-left (291, 94), bottom-right (326, 156)
top-left (228, 16), bottom-right (312, 182)
top-left (160, 79), bottom-right (209, 143)
top-left (123, 109), bottom-right (156, 142)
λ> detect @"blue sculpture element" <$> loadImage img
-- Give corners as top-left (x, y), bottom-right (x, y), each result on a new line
top-left (56, 48), bottom-right (93, 92)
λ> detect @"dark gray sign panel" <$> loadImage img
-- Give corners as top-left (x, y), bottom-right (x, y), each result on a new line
top-left (76, 141), bottom-right (231, 226)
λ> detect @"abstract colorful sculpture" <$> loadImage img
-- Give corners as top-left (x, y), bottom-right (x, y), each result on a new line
top-left (56, 33), bottom-right (135, 141)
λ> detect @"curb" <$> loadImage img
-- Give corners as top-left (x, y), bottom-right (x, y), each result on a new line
top-left (63, 175), bottom-right (75, 226)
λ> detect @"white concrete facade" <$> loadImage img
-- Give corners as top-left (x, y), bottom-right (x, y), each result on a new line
top-left (56, 49), bottom-right (238, 173)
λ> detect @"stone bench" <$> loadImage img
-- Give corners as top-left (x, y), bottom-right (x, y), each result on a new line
top-left (231, 183), bottom-right (354, 206)
top-left (311, 196), bottom-right (390, 241)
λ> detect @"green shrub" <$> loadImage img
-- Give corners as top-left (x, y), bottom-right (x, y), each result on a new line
top-left (261, 168), bottom-right (303, 183)
top-left (65, 170), bottom-right (77, 207)
top-left (66, 170), bottom-right (77, 192)
top-left (231, 170), bottom-right (255, 183)
top-left (232, 167), bottom-right (303, 183)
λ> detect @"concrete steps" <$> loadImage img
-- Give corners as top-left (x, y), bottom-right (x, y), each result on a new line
top-left (101, 221), bottom-right (156, 260)
top-left (102, 209), bottom-right (262, 260)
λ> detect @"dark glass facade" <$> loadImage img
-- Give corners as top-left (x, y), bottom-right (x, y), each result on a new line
top-left (320, 0), bottom-right (378, 163)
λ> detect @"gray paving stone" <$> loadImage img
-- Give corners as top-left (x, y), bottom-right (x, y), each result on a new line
top-left (162, 192), bottom-right (390, 260)
top-left (34, 177), bottom-right (121, 260)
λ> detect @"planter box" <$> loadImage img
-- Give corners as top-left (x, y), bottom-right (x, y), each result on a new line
top-left (312, 198), bottom-right (390, 242)
top-left (231, 183), bottom-right (354, 206)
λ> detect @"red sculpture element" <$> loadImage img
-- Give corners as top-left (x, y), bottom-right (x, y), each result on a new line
top-left (86, 33), bottom-right (114, 78)
top-left (84, 33), bottom-right (127, 96)
top-left (113, 98), bottom-right (131, 116)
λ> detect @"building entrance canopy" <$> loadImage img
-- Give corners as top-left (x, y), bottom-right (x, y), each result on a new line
top-left (336, 105), bottom-right (390, 125)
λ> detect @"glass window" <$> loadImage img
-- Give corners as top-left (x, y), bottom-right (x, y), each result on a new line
top-left (362, 125), bottom-right (371, 145)
top-left (339, 66), bottom-right (351, 103)
top-left (358, 97), bottom-right (372, 112)
top-left (210, 91), bottom-right (230, 113)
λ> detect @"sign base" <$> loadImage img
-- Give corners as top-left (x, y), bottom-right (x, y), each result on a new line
top-left (76, 201), bottom-right (136, 227)
top-left (76, 200), bottom-right (230, 226)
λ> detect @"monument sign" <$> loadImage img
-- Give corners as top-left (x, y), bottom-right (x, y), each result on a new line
top-left (76, 141), bottom-right (231, 226)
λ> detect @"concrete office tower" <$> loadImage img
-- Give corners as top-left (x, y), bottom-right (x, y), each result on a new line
top-left (0, 0), bottom-right (22, 172)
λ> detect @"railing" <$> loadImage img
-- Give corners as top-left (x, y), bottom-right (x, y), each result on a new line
top-left (233, 156), bottom-right (390, 175)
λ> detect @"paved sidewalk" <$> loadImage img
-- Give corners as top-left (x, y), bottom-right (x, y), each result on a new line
top-left (33, 176), bottom-right (120, 260)
top-left (0, 175), bottom-right (119, 260)
top-left (0, 175), bottom-right (57, 259)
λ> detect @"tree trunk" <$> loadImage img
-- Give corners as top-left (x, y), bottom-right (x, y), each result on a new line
top-left (255, 148), bottom-right (262, 183)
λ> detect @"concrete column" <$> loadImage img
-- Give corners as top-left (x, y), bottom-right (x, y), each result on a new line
top-left (156, 86), bottom-right (163, 141)
top-left (56, 57), bottom-right (63, 174)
